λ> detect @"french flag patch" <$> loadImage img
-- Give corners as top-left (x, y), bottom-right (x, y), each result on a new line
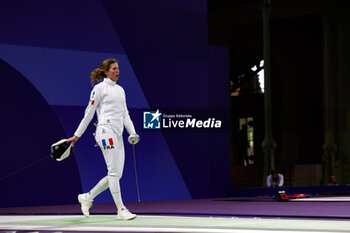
top-left (102, 138), bottom-right (115, 149)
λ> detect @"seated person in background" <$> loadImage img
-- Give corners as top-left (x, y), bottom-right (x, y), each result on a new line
top-left (328, 175), bottom-right (339, 186)
top-left (267, 170), bottom-right (284, 187)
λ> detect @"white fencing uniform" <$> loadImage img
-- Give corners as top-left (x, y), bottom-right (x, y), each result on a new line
top-left (75, 77), bottom-right (136, 138)
top-left (74, 77), bottom-right (136, 210)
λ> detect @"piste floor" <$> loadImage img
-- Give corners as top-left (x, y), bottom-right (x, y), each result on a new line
top-left (1, 196), bottom-right (350, 232)
top-left (1, 215), bottom-right (350, 233)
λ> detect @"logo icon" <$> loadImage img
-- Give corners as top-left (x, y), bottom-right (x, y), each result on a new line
top-left (143, 109), bottom-right (162, 129)
top-left (102, 138), bottom-right (115, 150)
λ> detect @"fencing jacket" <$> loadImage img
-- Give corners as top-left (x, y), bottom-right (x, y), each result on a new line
top-left (74, 78), bottom-right (136, 138)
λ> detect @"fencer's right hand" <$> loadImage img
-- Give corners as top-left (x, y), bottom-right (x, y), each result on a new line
top-left (67, 135), bottom-right (79, 144)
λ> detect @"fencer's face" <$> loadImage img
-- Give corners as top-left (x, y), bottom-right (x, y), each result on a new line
top-left (105, 63), bottom-right (119, 82)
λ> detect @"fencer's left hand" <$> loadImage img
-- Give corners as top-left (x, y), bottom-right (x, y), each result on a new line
top-left (128, 134), bottom-right (140, 145)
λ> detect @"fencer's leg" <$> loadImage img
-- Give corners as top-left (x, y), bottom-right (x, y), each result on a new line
top-left (108, 176), bottom-right (136, 220)
top-left (108, 176), bottom-right (125, 210)
top-left (86, 176), bottom-right (109, 200)
top-left (101, 133), bottom-right (136, 220)
top-left (78, 126), bottom-right (109, 218)
top-left (104, 133), bottom-right (126, 210)
top-left (78, 176), bottom-right (109, 218)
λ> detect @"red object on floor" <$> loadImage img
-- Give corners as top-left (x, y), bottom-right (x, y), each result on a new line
top-left (291, 194), bottom-right (308, 199)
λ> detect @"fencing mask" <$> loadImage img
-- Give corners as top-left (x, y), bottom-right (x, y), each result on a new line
top-left (50, 139), bottom-right (74, 161)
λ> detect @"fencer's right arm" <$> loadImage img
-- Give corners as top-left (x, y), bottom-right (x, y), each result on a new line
top-left (74, 87), bottom-right (100, 138)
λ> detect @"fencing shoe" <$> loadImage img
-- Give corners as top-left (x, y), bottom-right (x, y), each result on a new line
top-left (78, 194), bottom-right (93, 218)
top-left (116, 208), bottom-right (137, 220)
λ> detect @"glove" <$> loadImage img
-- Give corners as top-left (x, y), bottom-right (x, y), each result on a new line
top-left (128, 134), bottom-right (140, 145)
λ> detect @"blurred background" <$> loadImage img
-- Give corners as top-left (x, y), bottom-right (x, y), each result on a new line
top-left (209, 0), bottom-right (350, 189)
top-left (0, 0), bottom-right (349, 208)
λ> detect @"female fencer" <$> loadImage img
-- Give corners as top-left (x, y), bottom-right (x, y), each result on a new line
top-left (68, 58), bottom-right (139, 220)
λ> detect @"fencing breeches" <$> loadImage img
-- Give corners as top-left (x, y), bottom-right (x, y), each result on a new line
top-left (86, 125), bottom-right (126, 210)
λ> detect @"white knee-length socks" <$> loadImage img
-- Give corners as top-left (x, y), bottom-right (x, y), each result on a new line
top-left (85, 175), bottom-right (125, 210)
top-left (108, 176), bottom-right (126, 210)
top-left (86, 176), bottom-right (108, 200)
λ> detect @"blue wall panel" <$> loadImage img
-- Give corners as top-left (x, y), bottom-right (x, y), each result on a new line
top-left (0, 59), bottom-right (82, 207)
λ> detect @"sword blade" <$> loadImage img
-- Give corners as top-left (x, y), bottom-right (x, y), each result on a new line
top-left (132, 143), bottom-right (141, 202)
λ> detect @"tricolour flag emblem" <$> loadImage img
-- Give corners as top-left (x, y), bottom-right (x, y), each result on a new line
top-left (102, 138), bottom-right (115, 149)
